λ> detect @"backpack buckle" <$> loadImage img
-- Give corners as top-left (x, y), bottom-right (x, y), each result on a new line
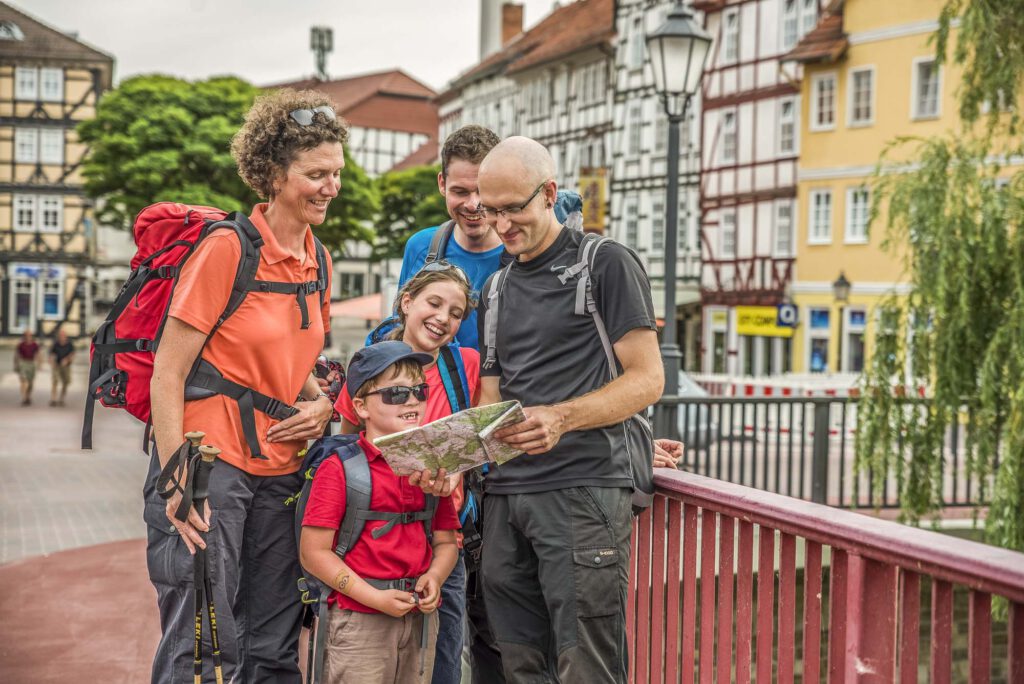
top-left (156, 265), bottom-right (177, 279)
top-left (301, 281), bottom-right (319, 295)
top-left (135, 339), bottom-right (153, 352)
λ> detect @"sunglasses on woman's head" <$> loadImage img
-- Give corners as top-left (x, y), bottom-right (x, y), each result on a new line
top-left (419, 260), bottom-right (470, 283)
top-left (366, 383), bottom-right (429, 405)
top-left (289, 105), bottom-right (337, 126)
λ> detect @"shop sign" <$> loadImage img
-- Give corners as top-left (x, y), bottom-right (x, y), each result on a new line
top-left (735, 305), bottom-right (794, 338)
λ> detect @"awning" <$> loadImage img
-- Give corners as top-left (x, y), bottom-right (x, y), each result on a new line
top-left (330, 292), bottom-right (383, 321)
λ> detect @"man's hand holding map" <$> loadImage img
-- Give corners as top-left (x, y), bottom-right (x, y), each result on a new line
top-left (372, 400), bottom-right (527, 476)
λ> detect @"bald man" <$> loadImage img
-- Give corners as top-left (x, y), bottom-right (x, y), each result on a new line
top-left (475, 137), bottom-right (664, 683)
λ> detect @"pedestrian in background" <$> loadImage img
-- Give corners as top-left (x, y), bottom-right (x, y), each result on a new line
top-left (49, 328), bottom-right (75, 407)
top-left (14, 329), bottom-right (41, 406)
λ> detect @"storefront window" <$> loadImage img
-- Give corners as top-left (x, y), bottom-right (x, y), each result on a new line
top-left (713, 331), bottom-right (726, 374)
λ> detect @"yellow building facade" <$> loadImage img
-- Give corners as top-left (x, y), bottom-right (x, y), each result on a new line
top-left (0, 3), bottom-right (112, 338)
top-left (785, 0), bottom-right (964, 374)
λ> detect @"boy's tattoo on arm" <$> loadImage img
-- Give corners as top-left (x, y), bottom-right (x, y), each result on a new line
top-left (334, 571), bottom-right (351, 594)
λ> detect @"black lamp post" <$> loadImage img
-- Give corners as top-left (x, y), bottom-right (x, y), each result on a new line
top-left (647, 1), bottom-right (712, 440)
top-left (832, 271), bottom-right (851, 303)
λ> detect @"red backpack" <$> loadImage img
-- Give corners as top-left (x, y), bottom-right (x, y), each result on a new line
top-left (82, 202), bottom-right (328, 458)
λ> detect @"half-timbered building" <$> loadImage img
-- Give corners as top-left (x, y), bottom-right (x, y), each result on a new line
top-left (611, 0), bottom-right (703, 370)
top-left (695, 0), bottom-right (819, 375)
top-left (0, 2), bottom-right (112, 339)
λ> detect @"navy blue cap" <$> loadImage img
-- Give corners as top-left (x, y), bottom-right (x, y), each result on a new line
top-left (347, 341), bottom-right (433, 397)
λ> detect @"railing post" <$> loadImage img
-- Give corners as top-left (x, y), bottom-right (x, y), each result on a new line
top-left (811, 401), bottom-right (830, 504)
top-left (844, 554), bottom-right (898, 682)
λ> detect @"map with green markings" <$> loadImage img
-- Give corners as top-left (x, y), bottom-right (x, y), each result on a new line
top-left (373, 400), bottom-right (527, 476)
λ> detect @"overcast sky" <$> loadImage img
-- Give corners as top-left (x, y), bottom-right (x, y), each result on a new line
top-left (23, 0), bottom-right (563, 91)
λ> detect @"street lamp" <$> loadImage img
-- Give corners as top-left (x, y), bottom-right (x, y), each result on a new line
top-left (647, 1), bottom-right (712, 440)
top-left (832, 271), bottom-right (851, 303)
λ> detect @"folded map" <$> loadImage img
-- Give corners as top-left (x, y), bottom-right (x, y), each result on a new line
top-left (373, 400), bottom-right (527, 476)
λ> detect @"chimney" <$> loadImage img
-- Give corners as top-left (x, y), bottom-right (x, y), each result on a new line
top-left (501, 3), bottom-right (524, 46)
top-left (480, 0), bottom-right (502, 60)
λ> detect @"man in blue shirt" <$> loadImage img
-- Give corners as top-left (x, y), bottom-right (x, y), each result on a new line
top-left (398, 125), bottom-right (505, 350)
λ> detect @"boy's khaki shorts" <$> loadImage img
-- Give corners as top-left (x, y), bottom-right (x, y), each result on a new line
top-left (322, 606), bottom-right (438, 684)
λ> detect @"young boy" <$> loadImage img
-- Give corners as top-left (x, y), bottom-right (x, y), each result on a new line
top-left (300, 341), bottom-right (460, 683)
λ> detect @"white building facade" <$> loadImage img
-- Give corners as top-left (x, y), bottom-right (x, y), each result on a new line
top-left (695, 0), bottom-right (818, 375)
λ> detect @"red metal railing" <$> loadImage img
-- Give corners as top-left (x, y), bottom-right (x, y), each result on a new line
top-left (627, 471), bottom-right (1024, 683)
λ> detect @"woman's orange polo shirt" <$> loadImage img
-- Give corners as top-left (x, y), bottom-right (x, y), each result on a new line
top-left (168, 204), bottom-right (332, 476)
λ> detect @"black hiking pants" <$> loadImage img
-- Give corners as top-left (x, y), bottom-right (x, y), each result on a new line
top-left (482, 486), bottom-right (632, 683)
top-left (143, 449), bottom-right (304, 684)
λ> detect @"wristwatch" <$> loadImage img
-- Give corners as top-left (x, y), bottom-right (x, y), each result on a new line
top-left (299, 392), bottom-right (330, 402)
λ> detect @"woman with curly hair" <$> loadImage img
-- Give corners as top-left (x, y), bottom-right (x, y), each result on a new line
top-left (147, 89), bottom-right (342, 683)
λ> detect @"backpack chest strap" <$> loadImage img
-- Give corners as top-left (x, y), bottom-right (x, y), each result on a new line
top-left (247, 279), bottom-right (325, 330)
top-left (360, 508), bottom-right (435, 539)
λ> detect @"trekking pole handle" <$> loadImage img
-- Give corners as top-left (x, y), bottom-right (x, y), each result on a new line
top-left (192, 445), bottom-right (220, 509)
top-left (184, 431), bottom-right (205, 448)
top-left (198, 445), bottom-right (220, 463)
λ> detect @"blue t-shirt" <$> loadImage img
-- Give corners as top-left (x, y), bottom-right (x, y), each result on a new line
top-left (398, 225), bottom-right (505, 350)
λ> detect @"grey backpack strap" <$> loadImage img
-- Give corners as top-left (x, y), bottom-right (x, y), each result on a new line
top-left (425, 220), bottom-right (456, 264)
top-left (311, 591), bottom-right (331, 684)
top-left (482, 262), bottom-right (514, 370)
top-left (335, 449), bottom-right (372, 558)
top-left (562, 234), bottom-right (618, 378)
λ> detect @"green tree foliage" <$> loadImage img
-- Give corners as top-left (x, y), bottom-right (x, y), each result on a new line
top-left (372, 165), bottom-right (448, 261)
top-left (78, 74), bottom-right (376, 255)
top-left (857, 0), bottom-right (1024, 553)
top-left (78, 75), bottom-right (261, 229)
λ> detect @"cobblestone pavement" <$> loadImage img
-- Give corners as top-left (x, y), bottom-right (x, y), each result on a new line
top-left (0, 359), bottom-right (149, 564)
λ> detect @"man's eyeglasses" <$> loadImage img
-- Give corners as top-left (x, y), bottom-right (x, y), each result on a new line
top-left (289, 105), bottom-right (337, 126)
top-left (366, 383), bottom-right (429, 405)
top-left (480, 182), bottom-right (548, 220)
top-left (419, 260), bottom-right (470, 283)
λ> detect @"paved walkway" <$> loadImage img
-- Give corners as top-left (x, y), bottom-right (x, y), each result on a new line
top-left (0, 361), bottom-right (159, 681)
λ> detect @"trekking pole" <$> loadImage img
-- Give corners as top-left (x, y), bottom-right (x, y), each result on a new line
top-left (195, 444), bottom-right (224, 684)
top-left (184, 433), bottom-right (206, 684)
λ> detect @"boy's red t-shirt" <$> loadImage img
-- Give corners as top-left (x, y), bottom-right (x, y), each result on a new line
top-left (334, 346), bottom-right (481, 512)
top-left (302, 433), bottom-right (460, 613)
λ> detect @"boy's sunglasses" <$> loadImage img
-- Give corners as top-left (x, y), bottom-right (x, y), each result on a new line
top-left (366, 383), bottom-right (429, 405)
top-left (419, 260), bottom-right (470, 283)
top-left (289, 105), bottom-right (336, 126)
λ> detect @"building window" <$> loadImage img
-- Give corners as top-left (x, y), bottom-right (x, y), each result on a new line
top-left (811, 73), bottom-right (837, 131)
top-left (40, 196), bottom-right (63, 233)
top-left (338, 272), bottom-right (365, 300)
top-left (14, 195), bottom-right (36, 232)
top-left (629, 16), bottom-right (645, 69)
top-left (40, 280), bottom-right (64, 320)
top-left (627, 104), bottom-right (642, 156)
top-left (843, 308), bottom-right (867, 372)
top-left (720, 210), bottom-right (737, 258)
top-left (782, 0), bottom-right (799, 51)
top-left (14, 127), bottom-right (38, 163)
top-left (40, 129), bottom-right (64, 164)
top-left (40, 68), bottom-right (64, 102)
top-left (15, 66), bottom-right (38, 100)
top-left (778, 97), bottom-right (797, 154)
top-left (809, 189), bottom-right (832, 243)
top-left (913, 58), bottom-right (941, 119)
top-left (774, 201), bottom-right (794, 256)
top-left (720, 110), bottom-right (737, 164)
top-left (808, 307), bottom-right (831, 373)
top-left (848, 67), bottom-right (875, 126)
top-left (651, 201), bottom-right (664, 254)
top-left (654, 115), bottom-right (668, 154)
top-left (801, 0), bottom-right (818, 34)
top-left (11, 280), bottom-right (34, 332)
top-left (722, 9), bottom-right (740, 64)
top-left (624, 198), bottom-right (639, 248)
top-left (845, 187), bottom-right (870, 243)
top-left (527, 78), bottom-right (550, 119)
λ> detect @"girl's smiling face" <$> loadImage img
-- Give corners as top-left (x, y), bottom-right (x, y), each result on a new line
top-left (400, 280), bottom-right (468, 354)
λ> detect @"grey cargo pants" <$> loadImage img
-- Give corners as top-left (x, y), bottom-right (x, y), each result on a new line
top-left (143, 449), bottom-right (305, 684)
top-left (481, 486), bottom-right (632, 683)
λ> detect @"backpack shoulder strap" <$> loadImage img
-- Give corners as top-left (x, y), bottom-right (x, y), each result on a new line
top-left (313, 236), bottom-right (329, 307)
top-left (334, 443), bottom-right (372, 559)
top-left (422, 494), bottom-right (438, 542)
top-left (207, 212), bottom-right (264, 334)
top-left (481, 261), bottom-right (515, 371)
top-left (437, 345), bottom-right (470, 413)
top-left (425, 221), bottom-right (455, 264)
top-left (560, 233), bottom-right (618, 378)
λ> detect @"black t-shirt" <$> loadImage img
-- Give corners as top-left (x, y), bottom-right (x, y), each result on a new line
top-left (51, 341), bottom-right (75, 363)
top-left (478, 227), bottom-right (656, 494)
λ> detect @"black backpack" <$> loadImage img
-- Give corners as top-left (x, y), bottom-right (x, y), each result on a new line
top-left (292, 434), bottom-right (438, 684)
